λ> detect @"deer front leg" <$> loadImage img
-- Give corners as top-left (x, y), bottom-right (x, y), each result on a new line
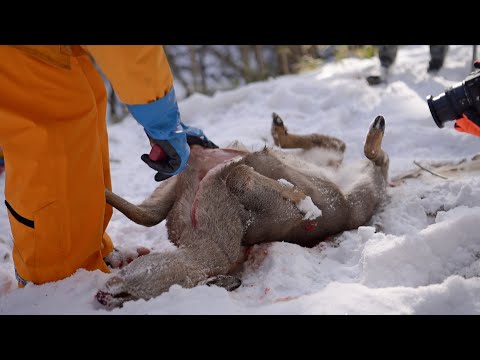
top-left (271, 112), bottom-right (346, 153)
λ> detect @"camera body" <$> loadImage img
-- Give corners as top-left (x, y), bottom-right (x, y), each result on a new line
top-left (427, 69), bottom-right (480, 128)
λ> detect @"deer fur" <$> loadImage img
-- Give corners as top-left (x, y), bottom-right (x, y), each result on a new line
top-left (97, 113), bottom-right (389, 308)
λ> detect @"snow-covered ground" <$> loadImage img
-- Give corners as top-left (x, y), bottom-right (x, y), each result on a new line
top-left (1, 45), bottom-right (480, 314)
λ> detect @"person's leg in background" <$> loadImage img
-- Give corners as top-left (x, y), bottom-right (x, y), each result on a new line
top-left (0, 46), bottom-right (113, 286)
top-left (378, 45), bottom-right (399, 69)
top-left (367, 45), bottom-right (399, 85)
top-left (428, 45), bottom-right (449, 73)
top-left (110, 90), bottom-right (128, 124)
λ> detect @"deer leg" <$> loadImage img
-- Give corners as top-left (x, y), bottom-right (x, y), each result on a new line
top-left (363, 115), bottom-right (389, 180)
top-left (225, 164), bottom-right (327, 247)
top-left (345, 116), bottom-right (389, 229)
top-left (226, 164), bottom-right (308, 208)
top-left (271, 112), bottom-right (346, 153)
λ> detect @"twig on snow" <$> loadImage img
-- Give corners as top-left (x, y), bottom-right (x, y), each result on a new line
top-left (413, 161), bottom-right (448, 179)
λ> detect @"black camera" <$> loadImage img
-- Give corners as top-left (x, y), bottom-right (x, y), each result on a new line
top-left (427, 69), bottom-right (480, 128)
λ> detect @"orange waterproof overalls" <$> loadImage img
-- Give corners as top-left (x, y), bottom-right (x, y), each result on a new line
top-left (0, 45), bottom-right (174, 285)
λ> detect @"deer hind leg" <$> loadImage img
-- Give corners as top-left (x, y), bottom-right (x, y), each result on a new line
top-left (226, 164), bottom-right (308, 209)
top-left (271, 112), bottom-right (346, 153)
top-left (225, 164), bottom-right (317, 245)
top-left (105, 176), bottom-right (177, 227)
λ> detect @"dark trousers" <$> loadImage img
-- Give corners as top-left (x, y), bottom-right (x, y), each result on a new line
top-left (378, 45), bottom-right (449, 68)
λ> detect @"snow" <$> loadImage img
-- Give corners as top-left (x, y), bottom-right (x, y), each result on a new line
top-left (296, 196), bottom-right (322, 220)
top-left (2, 45), bottom-right (480, 314)
top-left (277, 178), bottom-right (322, 219)
top-left (278, 178), bottom-right (294, 188)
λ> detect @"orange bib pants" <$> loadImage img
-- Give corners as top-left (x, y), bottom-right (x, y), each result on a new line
top-left (0, 46), bottom-right (114, 285)
top-left (0, 45), bottom-right (174, 285)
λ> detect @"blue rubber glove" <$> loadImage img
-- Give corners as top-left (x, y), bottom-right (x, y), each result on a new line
top-left (127, 87), bottom-right (189, 182)
top-left (181, 122), bottom-right (218, 149)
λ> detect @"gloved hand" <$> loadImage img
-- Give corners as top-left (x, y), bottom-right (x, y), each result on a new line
top-left (142, 123), bottom-right (218, 181)
top-left (127, 87), bottom-right (190, 182)
top-left (141, 133), bottom-right (189, 182)
top-left (181, 122), bottom-right (219, 149)
top-left (454, 108), bottom-right (480, 137)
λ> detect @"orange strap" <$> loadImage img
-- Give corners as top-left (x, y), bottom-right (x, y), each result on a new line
top-left (454, 115), bottom-right (480, 136)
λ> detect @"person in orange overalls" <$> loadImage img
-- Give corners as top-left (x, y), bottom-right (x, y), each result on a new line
top-left (0, 45), bottom-right (216, 286)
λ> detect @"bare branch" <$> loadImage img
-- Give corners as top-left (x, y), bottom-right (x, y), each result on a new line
top-left (413, 161), bottom-right (448, 179)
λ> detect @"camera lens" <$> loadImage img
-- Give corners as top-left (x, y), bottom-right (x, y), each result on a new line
top-left (427, 69), bottom-right (480, 129)
top-left (427, 83), bottom-right (471, 128)
top-left (427, 93), bottom-right (456, 128)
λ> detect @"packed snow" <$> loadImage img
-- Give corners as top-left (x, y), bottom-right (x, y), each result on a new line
top-left (296, 196), bottom-right (322, 220)
top-left (278, 178), bottom-right (295, 188)
top-left (277, 179), bottom-right (322, 220)
top-left (1, 45), bottom-right (480, 314)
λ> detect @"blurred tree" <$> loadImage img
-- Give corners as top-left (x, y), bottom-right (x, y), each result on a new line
top-left (164, 45), bottom-right (373, 98)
